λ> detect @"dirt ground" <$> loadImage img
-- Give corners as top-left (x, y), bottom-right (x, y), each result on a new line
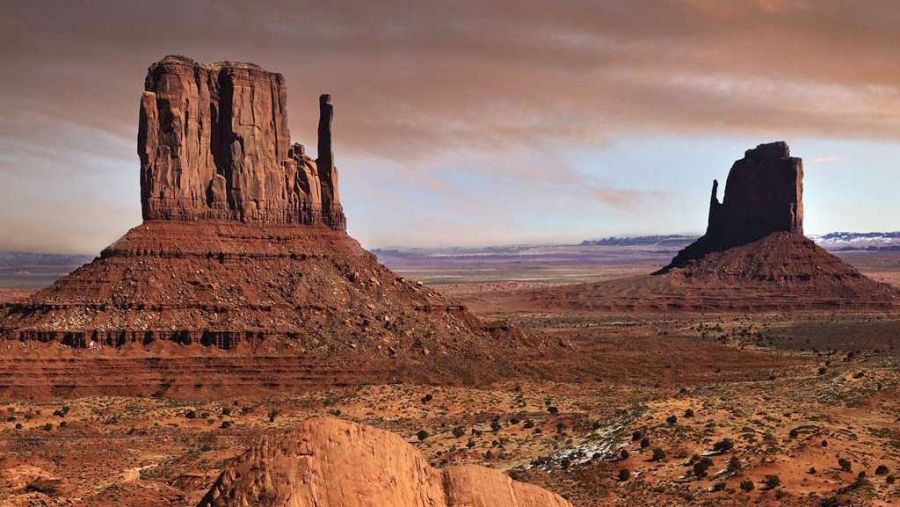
top-left (0, 252), bottom-right (898, 506)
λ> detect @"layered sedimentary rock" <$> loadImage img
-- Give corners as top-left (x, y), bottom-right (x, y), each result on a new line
top-left (664, 141), bottom-right (803, 269)
top-left (139, 55), bottom-right (344, 229)
top-left (200, 417), bottom-right (571, 507)
top-left (0, 56), bottom-right (548, 367)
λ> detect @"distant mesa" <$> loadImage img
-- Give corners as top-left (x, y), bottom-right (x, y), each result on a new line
top-left (660, 141), bottom-right (803, 272)
top-left (508, 141), bottom-right (898, 313)
top-left (200, 417), bottom-right (571, 507)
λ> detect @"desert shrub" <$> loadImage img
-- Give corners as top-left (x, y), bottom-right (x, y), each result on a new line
top-left (740, 479), bottom-right (754, 492)
top-left (547, 406), bottom-right (559, 415)
top-left (683, 409), bottom-right (694, 418)
top-left (184, 410), bottom-right (197, 419)
top-left (693, 461), bottom-right (710, 478)
top-left (618, 469), bottom-right (630, 481)
top-left (523, 419), bottom-right (534, 429)
top-left (619, 449), bottom-right (629, 460)
top-left (15, 423), bottom-right (22, 430)
top-left (220, 420), bottom-right (232, 429)
top-left (712, 438), bottom-right (734, 452)
top-left (416, 429), bottom-right (429, 441)
top-left (838, 458), bottom-right (852, 472)
top-left (491, 420), bottom-right (502, 432)
top-left (727, 456), bottom-right (742, 471)
top-left (466, 439), bottom-right (475, 448)
top-left (808, 466), bottom-right (817, 474)
top-left (640, 437), bottom-right (651, 449)
top-left (762, 474), bottom-right (781, 489)
top-left (666, 415), bottom-right (678, 426)
top-left (421, 393), bottom-right (433, 403)
top-left (789, 428), bottom-right (799, 438)
top-left (875, 465), bottom-right (889, 475)
top-left (650, 448), bottom-right (666, 461)
top-left (711, 481), bottom-right (726, 492)
top-left (268, 409), bottom-right (278, 423)
top-left (452, 426), bottom-right (465, 438)
top-left (591, 421), bottom-right (601, 430)
top-left (42, 423), bottom-right (52, 431)
top-left (632, 430), bottom-right (643, 441)
top-left (560, 457), bottom-right (571, 469)
top-left (220, 407), bottom-right (231, 416)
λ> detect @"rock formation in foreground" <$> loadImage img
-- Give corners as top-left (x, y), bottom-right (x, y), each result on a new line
top-left (200, 417), bottom-right (571, 507)
top-left (0, 56), bottom-right (545, 383)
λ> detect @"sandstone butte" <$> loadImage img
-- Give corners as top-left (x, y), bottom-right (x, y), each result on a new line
top-left (0, 56), bottom-right (558, 398)
top-left (199, 417), bottom-right (572, 507)
top-left (139, 55), bottom-right (345, 228)
top-left (506, 141), bottom-right (898, 313)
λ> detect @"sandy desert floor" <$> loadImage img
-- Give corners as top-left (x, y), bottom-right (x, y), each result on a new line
top-left (0, 251), bottom-right (898, 506)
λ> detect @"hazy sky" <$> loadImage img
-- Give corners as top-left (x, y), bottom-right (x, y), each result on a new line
top-left (2, 0), bottom-right (899, 254)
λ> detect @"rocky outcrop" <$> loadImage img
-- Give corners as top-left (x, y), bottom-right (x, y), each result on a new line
top-left (662, 141), bottom-right (804, 270)
top-left (199, 417), bottom-right (571, 507)
top-left (139, 55), bottom-right (345, 229)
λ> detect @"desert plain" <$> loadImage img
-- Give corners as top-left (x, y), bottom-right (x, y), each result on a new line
top-left (0, 243), bottom-right (897, 506)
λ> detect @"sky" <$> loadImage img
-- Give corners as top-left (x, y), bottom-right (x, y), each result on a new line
top-left (2, 0), bottom-right (899, 254)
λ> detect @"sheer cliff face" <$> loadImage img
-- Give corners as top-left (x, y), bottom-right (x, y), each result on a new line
top-left (707, 141), bottom-right (803, 246)
top-left (138, 55), bottom-right (345, 229)
top-left (661, 141), bottom-right (805, 271)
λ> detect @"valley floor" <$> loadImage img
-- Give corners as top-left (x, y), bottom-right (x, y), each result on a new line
top-left (1, 250), bottom-right (898, 506)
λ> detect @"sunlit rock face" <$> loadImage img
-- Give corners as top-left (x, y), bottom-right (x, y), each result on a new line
top-left (138, 55), bottom-right (345, 229)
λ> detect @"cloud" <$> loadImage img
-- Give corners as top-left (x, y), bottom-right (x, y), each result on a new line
top-left (1, 0), bottom-right (898, 251)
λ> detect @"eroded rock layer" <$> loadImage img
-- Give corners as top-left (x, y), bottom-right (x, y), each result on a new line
top-left (0, 222), bottom-right (490, 350)
top-left (139, 55), bottom-right (344, 228)
top-left (510, 233), bottom-right (897, 313)
top-left (200, 417), bottom-right (571, 507)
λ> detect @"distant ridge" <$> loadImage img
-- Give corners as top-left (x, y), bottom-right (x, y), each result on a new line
top-left (580, 235), bottom-right (697, 247)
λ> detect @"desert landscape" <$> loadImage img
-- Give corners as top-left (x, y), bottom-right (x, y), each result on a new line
top-left (3, 2), bottom-right (900, 506)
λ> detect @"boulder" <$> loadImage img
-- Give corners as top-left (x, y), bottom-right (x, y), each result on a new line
top-left (199, 417), bottom-right (571, 507)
